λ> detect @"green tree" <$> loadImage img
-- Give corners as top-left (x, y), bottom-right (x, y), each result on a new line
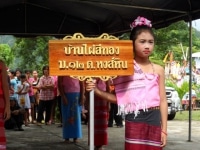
top-left (12, 36), bottom-right (55, 74)
top-left (0, 44), bottom-right (14, 66)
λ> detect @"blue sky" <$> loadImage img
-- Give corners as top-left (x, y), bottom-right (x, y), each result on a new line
top-left (192, 19), bottom-right (200, 31)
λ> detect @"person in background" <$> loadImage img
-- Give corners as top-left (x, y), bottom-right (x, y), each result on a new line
top-left (58, 76), bottom-right (84, 143)
top-left (8, 70), bottom-right (18, 102)
top-left (50, 76), bottom-right (58, 124)
top-left (84, 78), bottom-right (110, 150)
top-left (4, 98), bottom-right (25, 131)
top-left (32, 70), bottom-right (40, 121)
top-left (56, 88), bottom-right (62, 127)
top-left (108, 82), bottom-right (123, 128)
top-left (15, 68), bottom-right (22, 105)
top-left (85, 16), bottom-right (167, 150)
top-left (15, 69), bottom-right (22, 85)
top-left (37, 65), bottom-right (54, 125)
top-left (0, 60), bottom-right (10, 150)
top-left (17, 74), bottom-right (31, 127)
top-left (25, 69), bottom-right (35, 124)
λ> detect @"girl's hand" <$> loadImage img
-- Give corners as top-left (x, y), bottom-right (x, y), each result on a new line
top-left (161, 131), bottom-right (167, 147)
top-left (85, 79), bottom-right (96, 92)
top-left (4, 106), bottom-right (10, 121)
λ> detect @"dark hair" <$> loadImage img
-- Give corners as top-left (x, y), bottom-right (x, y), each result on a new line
top-left (15, 68), bottom-right (22, 74)
top-left (20, 74), bottom-right (26, 79)
top-left (9, 69), bottom-right (16, 76)
top-left (129, 25), bottom-right (155, 42)
top-left (42, 65), bottom-right (49, 75)
top-left (25, 69), bottom-right (32, 73)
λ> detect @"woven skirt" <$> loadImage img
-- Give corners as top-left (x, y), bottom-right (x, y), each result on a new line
top-left (125, 109), bottom-right (162, 150)
top-left (0, 96), bottom-right (6, 150)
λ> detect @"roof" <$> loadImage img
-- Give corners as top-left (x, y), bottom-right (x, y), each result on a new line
top-left (0, 0), bottom-right (200, 37)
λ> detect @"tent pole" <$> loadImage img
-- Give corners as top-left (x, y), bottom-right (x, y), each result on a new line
top-left (188, 14), bottom-right (192, 142)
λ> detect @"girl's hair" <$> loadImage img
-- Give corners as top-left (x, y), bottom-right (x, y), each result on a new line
top-left (129, 25), bottom-right (155, 41)
top-left (42, 65), bottom-right (49, 75)
top-left (15, 68), bottom-right (22, 74)
top-left (20, 74), bottom-right (26, 79)
top-left (9, 70), bottom-right (16, 76)
top-left (25, 69), bottom-right (32, 73)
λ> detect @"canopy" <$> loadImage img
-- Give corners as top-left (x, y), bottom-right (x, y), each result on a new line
top-left (0, 0), bottom-right (200, 37)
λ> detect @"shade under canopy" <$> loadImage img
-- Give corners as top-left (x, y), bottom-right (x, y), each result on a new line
top-left (0, 0), bottom-right (200, 37)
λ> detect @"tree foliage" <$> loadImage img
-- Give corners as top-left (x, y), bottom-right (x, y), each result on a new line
top-left (0, 44), bottom-right (14, 66)
top-left (12, 36), bottom-right (55, 74)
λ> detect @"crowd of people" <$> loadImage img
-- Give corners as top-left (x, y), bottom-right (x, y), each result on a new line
top-left (4, 64), bottom-right (123, 150)
top-left (6, 66), bottom-right (57, 129)
top-left (0, 16), bottom-right (168, 150)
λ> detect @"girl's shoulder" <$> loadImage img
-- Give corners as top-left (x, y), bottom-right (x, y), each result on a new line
top-left (152, 63), bottom-right (164, 75)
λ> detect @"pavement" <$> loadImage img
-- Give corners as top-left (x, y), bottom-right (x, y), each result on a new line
top-left (5, 120), bottom-right (200, 150)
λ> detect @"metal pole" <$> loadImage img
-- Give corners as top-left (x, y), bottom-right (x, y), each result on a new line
top-left (188, 15), bottom-right (192, 142)
top-left (89, 89), bottom-right (94, 150)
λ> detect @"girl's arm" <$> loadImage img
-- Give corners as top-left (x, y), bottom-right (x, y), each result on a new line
top-left (85, 79), bottom-right (117, 103)
top-left (44, 77), bottom-right (55, 90)
top-left (32, 78), bottom-right (40, 90)
top-left (38, 76), bottom-right (46, 90)
top-left (156, 65), bottom-right (168, 147)
top-left (17, 84), bottom-right (24, 94)
top-left (57, 76), bottom-right (68, 105)
top-left (0, 61), bottom-right (10, 121)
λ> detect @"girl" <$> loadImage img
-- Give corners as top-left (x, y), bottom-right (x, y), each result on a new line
top-left (32, 70), bottom-right (40, 122)
top-left (25, 70), bottom-right (35, 124)
top-left (85, 16), bottom-right (168, 150)
top-left (17, 74), bottom-right (30, 126)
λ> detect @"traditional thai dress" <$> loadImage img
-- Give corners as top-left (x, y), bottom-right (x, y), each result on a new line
top-left (0, 65), bottom-right (6, 150)
top-left (88, 79), bottom-right (108, 147)
top-left (61, 76), bottom-right (82, 139)
top-left (113, 60), bottom-right (162, 150)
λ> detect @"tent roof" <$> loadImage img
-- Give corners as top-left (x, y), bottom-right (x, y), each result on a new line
top-left (0, 0), bottom-right (200, 37)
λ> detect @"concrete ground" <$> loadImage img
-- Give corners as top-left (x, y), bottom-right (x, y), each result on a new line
top-left (5, 120), bottom-right (200, 150)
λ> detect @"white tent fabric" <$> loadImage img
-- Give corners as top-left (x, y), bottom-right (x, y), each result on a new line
top-left (192, 52), bottom-right (200, 58)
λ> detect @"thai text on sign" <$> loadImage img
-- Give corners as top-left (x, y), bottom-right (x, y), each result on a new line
top-left (49, 39), bottom-right (134, 76)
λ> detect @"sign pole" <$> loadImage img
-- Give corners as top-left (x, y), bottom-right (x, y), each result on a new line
top-left (89, 89), bottom-right (94, 150)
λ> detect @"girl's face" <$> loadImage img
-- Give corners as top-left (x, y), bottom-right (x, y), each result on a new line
top-left (16, 71), bottom-right (21, 78)
top-left (134, 31), bottom-right (154, 58)
top-left (43, 68), bottom-right (49, 76)
top-left (32, 71), bottom-right (38, 77)
top-left (26, 71), bottom-right (31, 78)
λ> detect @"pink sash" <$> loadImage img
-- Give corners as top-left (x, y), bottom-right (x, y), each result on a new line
top-left (113, 61), bottom-right (160, 116)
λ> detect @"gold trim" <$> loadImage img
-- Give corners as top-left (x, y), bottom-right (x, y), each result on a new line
top-left (63, 33), bottom-right (118, 40)
top-left (70, 76), bottom-right (117, 81)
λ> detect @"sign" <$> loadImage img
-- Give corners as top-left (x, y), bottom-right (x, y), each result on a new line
top-left (49, 33), bottom-right (134, 80)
